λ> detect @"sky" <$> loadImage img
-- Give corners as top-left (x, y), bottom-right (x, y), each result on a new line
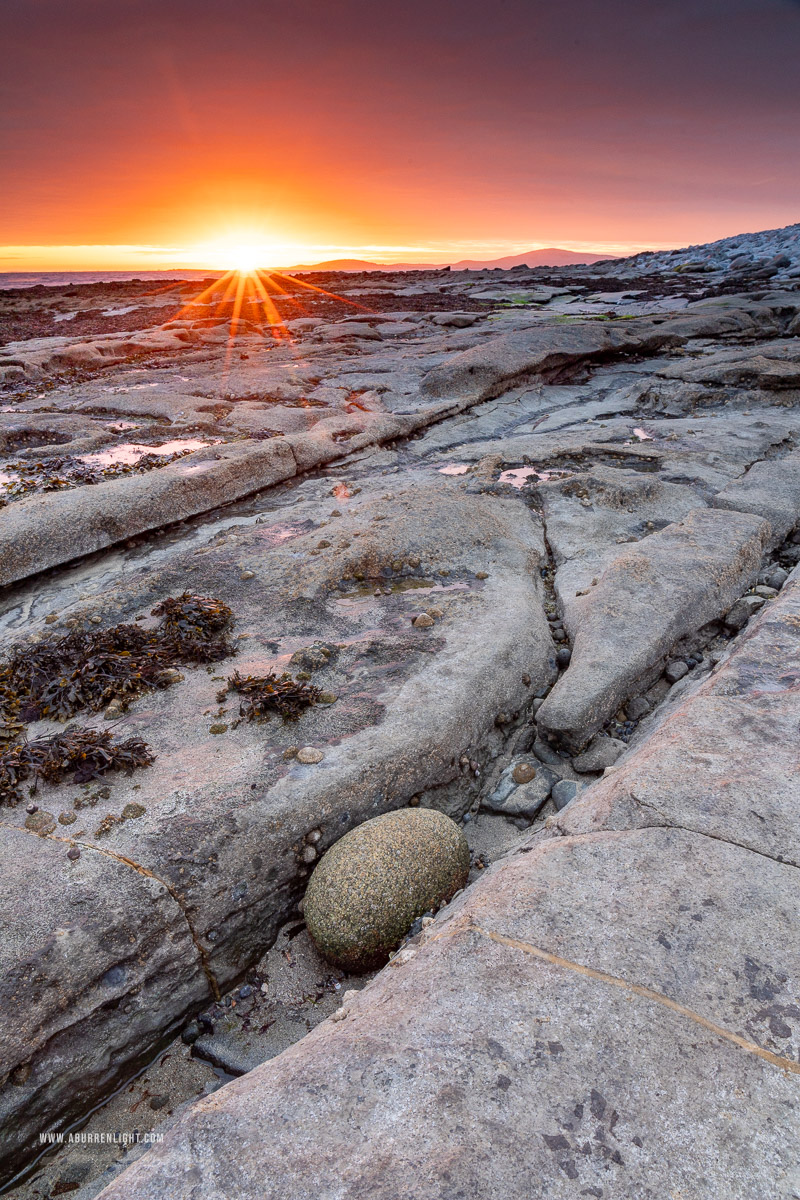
top-left (1, 0), bottom-right (799, 270)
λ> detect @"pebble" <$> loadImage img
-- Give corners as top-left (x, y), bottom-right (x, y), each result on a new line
top-left (240, 571), bottom-right (255, 580)
top-left (66, 846), bottom-right (81, 861)
top-left (475, 571), bottom-right (488, 580)
top-left (572, 736), bottom-right (625, 774)
top-left (297, 746), bottom-right (325, 764)
top-left (511, 762), bottom-right (537, 784)
top-left (625, 696), bottom-right (651, 722)
top-left (532, 735), bottom-right (563, 767)
top-left (724, 594), bottom-right (764, 631)
top-left (301, 845), bottom-right (318, 864)
top-left (551, 779), bottom-right (579, 811)
top-left (103, 699), bottom-right (126, 721)
top-left (556, 647), bottom-right (572, 668)
top-left (181, 1022), bottom-right (202, 1045)
top-left (412, 613), bottom-right (435, 628)
top-left (239, 985), bottom-right (253, 999)
top-left (665, 660), bottom-right (689, 683)
top-left (754, 586), bottom-right (778, 598)
top-left (764, 566), bottom-right (788, 590)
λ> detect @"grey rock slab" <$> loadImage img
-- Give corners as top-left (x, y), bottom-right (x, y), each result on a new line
top-left (712, 449), bottom-right (800, 547)
top-left (555, 567), bottom-right (800, 865)
top-left (0, 437), bottom-right (298, 588)
top-left (537, 507), bottom-right (770, 745)
top-left (97, 826), bottom-right (800, 1200)
top-left (0, 479), bottom-right (557, 1178)
top-left (0, 825), bottom-right (208, 1182)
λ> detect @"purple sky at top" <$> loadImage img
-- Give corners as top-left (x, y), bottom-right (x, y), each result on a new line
top-left (0, 0), bottom-right (798, 265)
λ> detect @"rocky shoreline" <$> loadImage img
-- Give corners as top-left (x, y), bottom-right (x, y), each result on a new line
top-left (1, 225), bottom-right (799, 1198)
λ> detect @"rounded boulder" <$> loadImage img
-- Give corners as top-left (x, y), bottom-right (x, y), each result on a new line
top-left (304, 807), bottom-right (470, 972)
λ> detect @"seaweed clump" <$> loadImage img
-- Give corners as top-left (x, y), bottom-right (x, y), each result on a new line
top-left (226, 670), bottom-right (322, 722)
top-left (0, 448), bottom-right (199, 504)
top-left (0, 727), bottom-right (155, 807)
top-left (0, 592), bottom-right (235, 728)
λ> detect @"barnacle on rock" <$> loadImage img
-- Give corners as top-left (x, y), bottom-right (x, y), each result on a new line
top-left (227, 669), bottom-right (322, 722)
top-left (0, 728), bottom-right (155, 807)
top-left (0, 593), bottom-right (235, 729)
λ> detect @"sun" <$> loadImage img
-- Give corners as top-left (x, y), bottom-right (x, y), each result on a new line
top-left (228, 244), bottom-right (264, 273)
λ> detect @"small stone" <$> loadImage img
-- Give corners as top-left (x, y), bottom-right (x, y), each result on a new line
top-left (484, 765), bottom-right (558, 820)
top-left (67, 846), bottom-right (81, 861)
top-left (413, 613), bottom-right (435, 628)
top-left (297, 746), bottom-right (324, 764)
top-left (533, 735), bottom-right (563, 767)
top-left (475, 571), bottom-right (488, 580)
top-left (552, 779), bottom-right (578, 811)
top-left (495, 712), bottom-right (511, 726)
top-left (104, 699), bottom-right (126, 721)
top-left (764, 566), bottom-right (789, 590)
top-left (408, 556), bottom-right (421, 568)
top-left (301, 845), bottom-right (318, 864)
top-left (390, 945), bottom-right (417, 967)
top-left (572, 736), bottom-right (625, 774)
top-left (239, 984), bottom-right (253, 999)
top-left (665, 660), bottom-right (689, 683)
top-left (511, 762), bottom-right (537, 785)
top-left (556, 647), bottom-right (572, 668)
top-left (754, 586), bottom-right (778, 598)
top-left (317, 692), bottom-right (338, 704)
top-left (89, 614), bottom-right (103, 625)
top-left (209, 722), bottom-right (228, 735)
top-left (157, 667), bottom-right (184, 685)
top-left (305, 828), bottom-right (322, 844)
top-left (625, 696), bottom-right (651, 722)
top-left (26, 803), bottom-right (38, 815)
top-left (724, 594), bottom-right (765, 631)
top-left (240, 571), bottom-right (255, 580)
top-left (58, 811), bottom-right (77, 825)
top-left (522, 673), bottom-right (531, 686)
top-left (181, 1021), bottom-right (201, 1045)
top-left (532, 697), bottom-right (545, 713)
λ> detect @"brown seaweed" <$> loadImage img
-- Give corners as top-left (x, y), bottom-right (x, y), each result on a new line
top-left (226, 669), bottom-right (322, 722)
top-left (0, 727), bottom-right (155, 807)
top-left (0, 592), bottom-right (235, 729)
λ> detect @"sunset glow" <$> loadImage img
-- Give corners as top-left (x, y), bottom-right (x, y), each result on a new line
top-left (1, 1), bottom-right (798, 275)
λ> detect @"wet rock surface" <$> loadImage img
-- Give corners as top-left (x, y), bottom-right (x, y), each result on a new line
top-left (1, 227), bottom-right (800, 1196)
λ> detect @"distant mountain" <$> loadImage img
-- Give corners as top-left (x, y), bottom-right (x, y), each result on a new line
top-left (450, 249), bottom-right (612, 269)
top-left (284, 248), bottom-right (615, 273)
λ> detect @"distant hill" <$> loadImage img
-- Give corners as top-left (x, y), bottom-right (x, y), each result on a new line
top-left (285, 248), bottom-right (614, 273)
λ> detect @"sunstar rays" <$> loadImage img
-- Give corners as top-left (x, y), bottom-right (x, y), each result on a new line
top-left (164, 265), bottom-right (370, 367)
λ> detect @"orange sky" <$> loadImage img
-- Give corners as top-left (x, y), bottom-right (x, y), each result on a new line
top-left (1, 0), bottom-right (799, 271)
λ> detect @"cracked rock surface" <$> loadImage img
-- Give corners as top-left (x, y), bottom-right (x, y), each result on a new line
top-left (2, 229), bottom-right (800, 1196)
